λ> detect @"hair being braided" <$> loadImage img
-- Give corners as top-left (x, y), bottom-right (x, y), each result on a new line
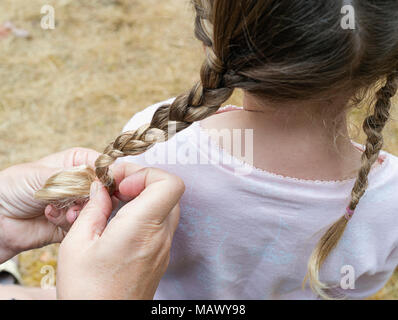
top-left (304, 69), bottom-right (398, 299)
top-left (35, 0), bottom-right (398, 300)
top-left (35, 0), bottom-right (234, 207)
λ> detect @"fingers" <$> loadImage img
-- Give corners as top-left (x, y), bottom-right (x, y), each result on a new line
top-left (66, 181), bottom-right (113, 243)
top-left (110, 161), bottom-right (145, 195)
top-left (114, 167), bottom-right (185, 224)
top-left (45, 197), bottom-right (119, 233)
top-left (67, 148), bottom-right (101, 168)
top-left (114, 168), bottom-right (147, 202)
top-left (44, 160), bottom-right (184, 242)
top-left (36, 147), bottom-right (100, 169)
top-left (44, 205), bottom-right (77, 231)
top-left (65, 206), bottom-right (80, 225)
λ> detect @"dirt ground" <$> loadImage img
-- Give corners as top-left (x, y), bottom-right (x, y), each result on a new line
top-left (0, 0), bottom-right (397, 299)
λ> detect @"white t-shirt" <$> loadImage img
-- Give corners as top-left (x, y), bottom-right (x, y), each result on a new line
top-left (119, 98), bottom-right (398, 299)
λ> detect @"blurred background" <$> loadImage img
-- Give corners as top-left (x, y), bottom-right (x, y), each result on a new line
top-left (0, 0), bottom-right (397, 299)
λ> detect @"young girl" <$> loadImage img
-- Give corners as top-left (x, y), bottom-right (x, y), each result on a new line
top-left (38, 0), bottom-right (398, 299)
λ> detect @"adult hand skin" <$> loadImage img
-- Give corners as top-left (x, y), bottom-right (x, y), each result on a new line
top-left (0, 148), bottom-right (100, 263)
top-left (57, 163), bottom-right (184, 300)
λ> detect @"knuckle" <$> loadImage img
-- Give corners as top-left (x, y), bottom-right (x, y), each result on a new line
top-left (144, 167), bottom-right (185, 195)
top-left (67, 147), bottom-right (86, 155)
top-left (69, 147), bottom-right (88, 166)
top-left (169, 175), bottom-right (186, 195)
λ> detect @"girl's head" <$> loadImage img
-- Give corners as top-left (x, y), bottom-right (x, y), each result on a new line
top-left (195, 0), bottom-right (398, 99)
top-left (36, 0), bottom-right (398, 298)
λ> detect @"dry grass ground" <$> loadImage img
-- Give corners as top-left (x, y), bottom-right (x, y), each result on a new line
top-left (0, 0), bottom-right (397, 299)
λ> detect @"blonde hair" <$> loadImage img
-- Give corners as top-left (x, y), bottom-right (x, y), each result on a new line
top-left (35, 0), bottom-right (398, 298)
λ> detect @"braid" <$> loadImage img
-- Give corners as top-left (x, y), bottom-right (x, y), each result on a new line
top-left (350, 71), bottom-right (398, 208)
top-left (35, 0), bottom-right (233, 207)
top-left (304, 69), bottom-right (398, 299)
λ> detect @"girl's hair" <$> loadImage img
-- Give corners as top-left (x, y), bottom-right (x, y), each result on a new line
top-left (36, 0), bottom-right (398, 298)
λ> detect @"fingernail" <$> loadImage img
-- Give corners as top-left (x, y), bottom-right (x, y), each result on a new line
top-left (71, 210), bottom-right (78, 222)
top-left (44, 205), bottom-right (52, 215)
top-left (90, 181), bottom-right (100, 198)
top-left (66, 210), bottom-right (78, 224)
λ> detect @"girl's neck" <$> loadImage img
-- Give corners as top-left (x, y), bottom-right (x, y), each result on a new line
top-left (201, 92), bottom-right (366, 181)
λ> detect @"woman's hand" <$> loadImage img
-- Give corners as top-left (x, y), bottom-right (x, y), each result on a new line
top-left (57, 163), bottom-right (184, 300)
top-left (0, 148), bottom-right (100, 262)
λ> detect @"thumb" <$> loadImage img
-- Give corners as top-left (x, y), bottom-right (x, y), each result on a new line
top-left (67, 181), bottom-right (113, 243)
